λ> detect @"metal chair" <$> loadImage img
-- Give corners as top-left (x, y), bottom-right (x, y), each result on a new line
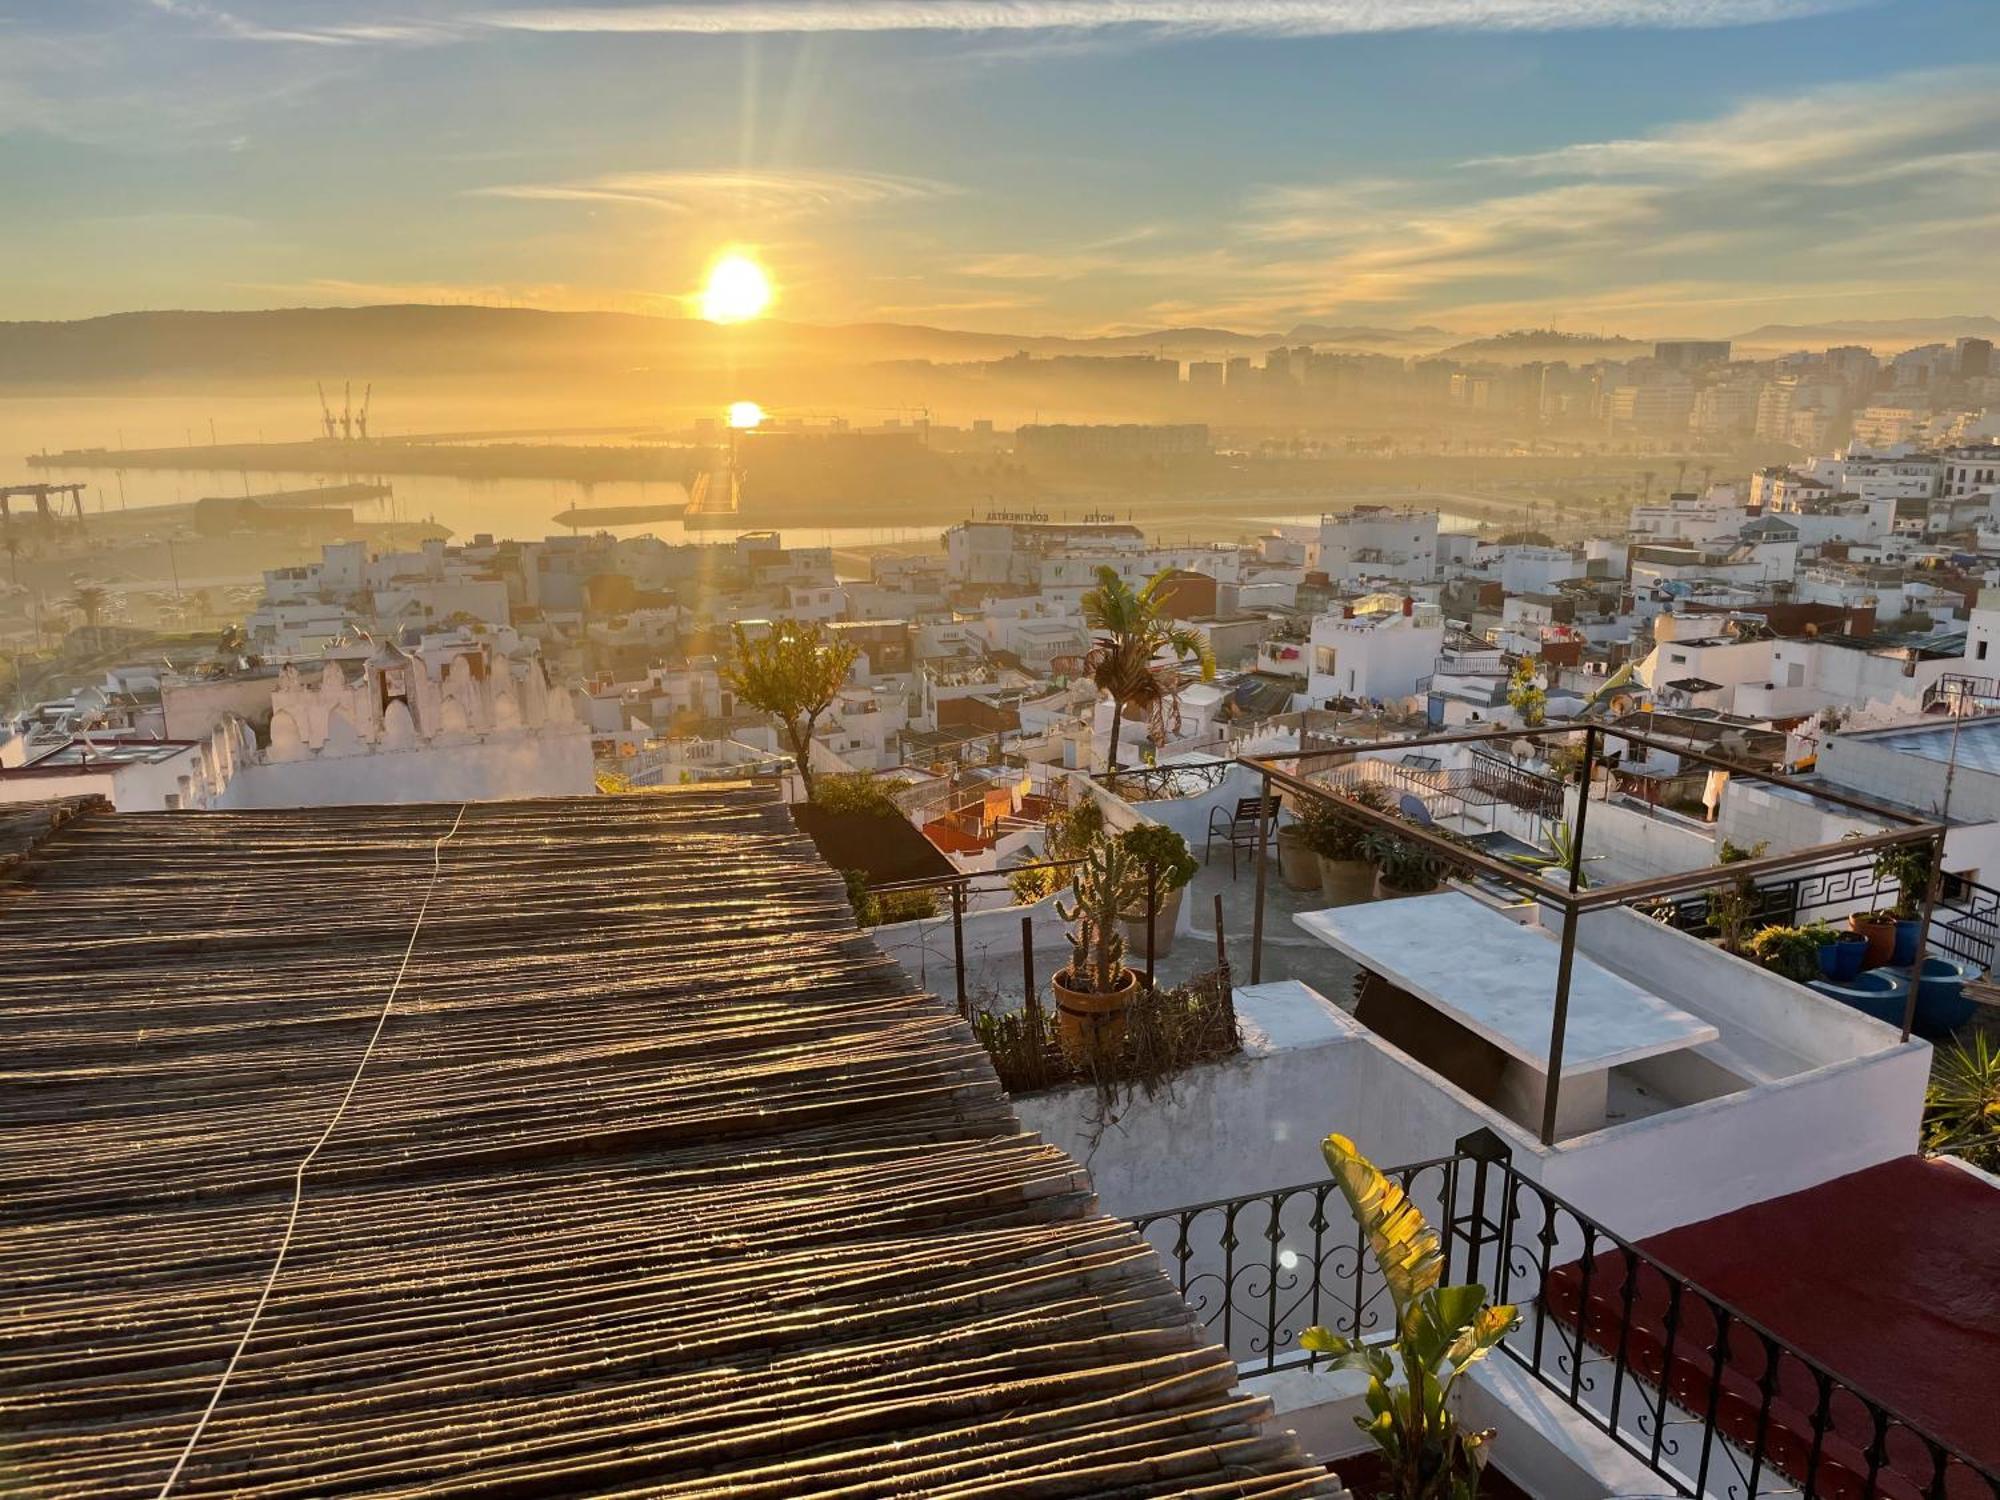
top-left (1205, 794), bottom-right (1281, 878)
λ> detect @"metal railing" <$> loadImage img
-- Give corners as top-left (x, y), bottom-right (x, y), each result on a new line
top-left (1135, 1135), bottom-right (2000, 1500)
top-left (865, 851), bottom-right (1222, 1017)
top-left (1435, 652), bottom-right (1511, 676)
top-left (1923, 674), bottom-right (2000, 714)
top-left (1648, 858), bottom-right (2000, 974)
top-left (1093, 758), bottom-right (1237, 802)
top-left (1237, 721), bottom-right (1947, 1144)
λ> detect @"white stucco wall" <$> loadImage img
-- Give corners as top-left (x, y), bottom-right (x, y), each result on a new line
top-left (217, 732), bottom-right (595, 808)
top-left (1017, 976), bottom-right (1928, 1243)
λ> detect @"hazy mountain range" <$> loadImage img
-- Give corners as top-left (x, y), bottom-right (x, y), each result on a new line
top-left (0, 306), bottom-right (1993, 385)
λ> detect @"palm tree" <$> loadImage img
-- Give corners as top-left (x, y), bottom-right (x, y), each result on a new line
top-left (67, 585), bottom-right (108, 630)
top-left (1080, 566), bottom-right (1215, 774)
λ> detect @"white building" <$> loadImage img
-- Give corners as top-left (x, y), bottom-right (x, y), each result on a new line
top-left (1305, 597), bottom-right (1443, 705)
top-left (1313, 508), bottom-right (1437, 585)
top-left (220, 633), bottom-right (593, 807)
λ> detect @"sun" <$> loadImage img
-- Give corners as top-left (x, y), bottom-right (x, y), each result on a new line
top-left (700, 253), bottom-right (772, 324)
top-left (727, 400), bottom-right (765, 430)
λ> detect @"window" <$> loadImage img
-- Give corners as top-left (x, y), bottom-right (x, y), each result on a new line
top-left (1979, 640), bottom-right (1989, 662)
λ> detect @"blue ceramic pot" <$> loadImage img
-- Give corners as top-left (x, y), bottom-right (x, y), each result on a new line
top-left (1819, 937), bottom-right (1867, 981)
top-left (1891, 919), bottom-right (1921, 966)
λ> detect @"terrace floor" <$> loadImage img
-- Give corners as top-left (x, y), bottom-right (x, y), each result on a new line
top-left (1556, 1154), bottom-right (2000, 1489)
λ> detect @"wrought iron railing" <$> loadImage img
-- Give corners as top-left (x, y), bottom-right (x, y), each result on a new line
top-left (1922, 674), bottom-right (2000, 714)
top-left (1135, 1137), bottom-right (2000, 1500)
top-left (1467, 748), bottom-right (1567, 818)
top-left (1094, 759), bottom-right (1237, 802)
top-left (1649, 858), bottom-right (2000, 973)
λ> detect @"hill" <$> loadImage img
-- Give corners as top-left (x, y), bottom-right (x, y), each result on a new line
top-left (1730, 315), bottom-right (2000, 355)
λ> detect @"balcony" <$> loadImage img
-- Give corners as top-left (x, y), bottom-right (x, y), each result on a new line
top-left (1134, 1133), bottom-right (2000, 1500)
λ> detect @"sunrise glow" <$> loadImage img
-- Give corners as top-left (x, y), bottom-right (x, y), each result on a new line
top-left (700, 254), bottom-right (772, 324)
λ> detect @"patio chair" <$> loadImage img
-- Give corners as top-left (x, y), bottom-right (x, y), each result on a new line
top-left (1205, 794), bottom-right (1281, 878)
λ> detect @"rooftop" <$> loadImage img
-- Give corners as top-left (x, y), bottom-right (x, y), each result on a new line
top-left (1850, 714), bottom-right (2000, 773)
top-left (2, 789), bottom-right (1337, 1497)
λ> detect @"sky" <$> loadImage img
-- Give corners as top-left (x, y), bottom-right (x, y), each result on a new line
top-left (0, 0), bottom-right (1995, 337)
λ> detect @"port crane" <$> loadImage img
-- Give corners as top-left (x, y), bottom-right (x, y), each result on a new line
top-left (315, 382), bottom-right (374, 441)
top-left (0, 483), bottom-right (87, 531)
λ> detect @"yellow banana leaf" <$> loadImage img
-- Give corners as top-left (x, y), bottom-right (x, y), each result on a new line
top-left (1320, 1132), bottom-right (1443, 1330)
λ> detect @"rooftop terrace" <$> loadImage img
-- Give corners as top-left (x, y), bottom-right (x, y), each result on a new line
top-left (2, 789), bottom-right (1341, 1498)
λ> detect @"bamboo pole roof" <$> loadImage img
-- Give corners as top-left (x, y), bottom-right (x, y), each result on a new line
top-left (1, 789), bottom-right (1344, 1499)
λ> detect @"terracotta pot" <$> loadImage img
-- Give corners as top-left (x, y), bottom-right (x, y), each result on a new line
top-left (1118, 884), bottom-right (1184, 963)
top-left (1318, 855), bottom-right (1375, 906)
top-left (1373, 870), bottom-right (1441, 902)
top-left (1277, 824), bottom-right (1320, 890)
top-left (1053, 965), bottom-right (1139, 1061)
top-left (1849, 914), bottom-right (1896, 969)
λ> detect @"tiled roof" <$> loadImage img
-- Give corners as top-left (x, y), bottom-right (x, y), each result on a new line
top-left (1, 790), bottom-right (1340, 1499)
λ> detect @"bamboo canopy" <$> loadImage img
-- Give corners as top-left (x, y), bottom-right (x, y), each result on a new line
top-left (1, 788), bottom-right (1344, 1499)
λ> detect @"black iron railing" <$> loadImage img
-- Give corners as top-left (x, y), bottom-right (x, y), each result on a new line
top-left (1467, 748), bottom-right (1567, 819)
top-left (1094, 759), bottom-right (1237, 802)
top-left (1650, 858), bottom-right (2000, 973)
top-left (1136, 1137), bottom-right (2000, 1500)
top-left (1923, 675), bottom-right (2000, 714)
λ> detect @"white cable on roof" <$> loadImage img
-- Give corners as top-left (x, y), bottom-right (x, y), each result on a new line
top-left (154, 801), bottom-right (470, 1499)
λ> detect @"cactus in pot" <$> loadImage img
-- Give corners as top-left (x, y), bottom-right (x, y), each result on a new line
top-left (1052, 836), bottom-right (1139, 1059)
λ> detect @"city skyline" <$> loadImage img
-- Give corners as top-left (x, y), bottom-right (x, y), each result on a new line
top-left (2, 0), bottom-right (1995, 335)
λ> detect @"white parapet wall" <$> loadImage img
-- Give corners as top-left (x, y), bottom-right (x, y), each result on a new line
top-left (1016, 970), bottom-right (1930, 1242)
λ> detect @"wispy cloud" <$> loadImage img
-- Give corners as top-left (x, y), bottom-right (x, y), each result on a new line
top-left (994, 64), bottom-right (2000, 334)
top-left (478, 0), bottom-right (1858, 38)
top-left (1466, 65), bottom-right (2000, 182)
top-left (468, 167), bottom-right (957, 217)
top-left (142, 0), bottom-right (458, 45)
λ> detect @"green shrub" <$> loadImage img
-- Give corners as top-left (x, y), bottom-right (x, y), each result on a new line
top-left (1299, 782), bottom-right (1390, 861)
top-left (1924, 1035), bottom-right (2000, 1172)
top-left (1116, 822), bottom-right (1198, 894)
top-left (1744, 924), bottom-right (1823, 983)
top-left (841, 867), bottom-right (939, 926)
top-left (813, 772), bottom-right (903, 817)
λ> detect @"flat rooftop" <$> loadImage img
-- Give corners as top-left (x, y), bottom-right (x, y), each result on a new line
top-left (1852, 716), bottom-right (2000, 773)
top-left (1, 790), bottom-right (1336, 1497)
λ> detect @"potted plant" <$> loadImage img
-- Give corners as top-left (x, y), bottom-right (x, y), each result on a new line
top-left (1364, 829), bottom-right (1450, 902)
top-left (1501, 820), bottom-right (1601, 888)
top-left (1848, 908), bottom-right (1900, 969)
top-left (1305, 783), bottom-right (1391, 905)
top-left (1052, 837), bottom-right (1140, 1061)
top-left (1923, 1035), bottom-right (2000, 1172)
top-left (1873, 841), bottom-right (1933, 965)
top-left (1115, 822), bottom-right (1198, 962)
top-left (1809, 920), bottom-right (1868, 981)
top-left (1745, 924), bottom-right (1825, 984)
top-left (1302, 1133), bottom-right (1519, 1500)
top-left (1706, 838), bottom-right (1767, 956)
top-left (1276, 816), bottom-right (1321, 891)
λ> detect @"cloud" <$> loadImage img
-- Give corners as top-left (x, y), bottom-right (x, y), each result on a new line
top-left (478, 0), bottom-right (1858, 38)
top-left (142, 0), bottom-right (458, 45)
top-left (1223, 66), bottom-right (1999, 327)
top-left (1466, 64), bottom-right (2000, 183)
top-left (468, 167), bottom-right (957, 217)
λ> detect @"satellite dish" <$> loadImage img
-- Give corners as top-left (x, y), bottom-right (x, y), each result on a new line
top-left (1511, 738), bottom-right (1538, 761)
top-left (1608, 693), bottom-right (1636, 716)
